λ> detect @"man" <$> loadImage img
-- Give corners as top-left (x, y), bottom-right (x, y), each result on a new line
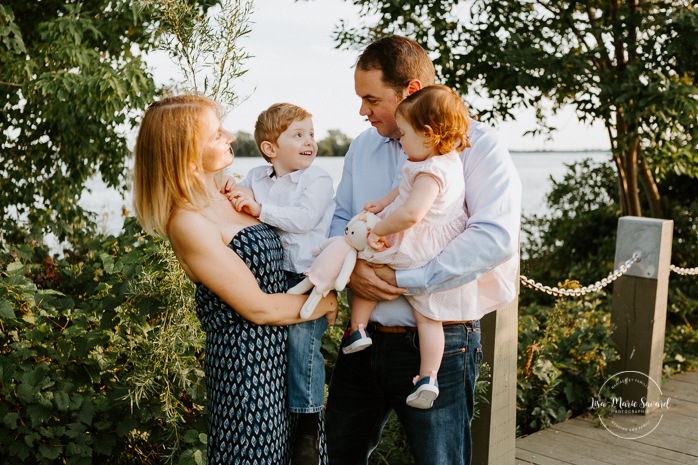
top-left (325, 35), bottom-right (521, 465)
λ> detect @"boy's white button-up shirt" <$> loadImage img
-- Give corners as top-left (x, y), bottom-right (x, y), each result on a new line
top-left (331, 120), bottom-right (522, 325)
top-left (242, 164), bottom-right (335, 274)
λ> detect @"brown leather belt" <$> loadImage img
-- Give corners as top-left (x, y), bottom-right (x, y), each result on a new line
top-left (368, 321), bottom-right (474, 334)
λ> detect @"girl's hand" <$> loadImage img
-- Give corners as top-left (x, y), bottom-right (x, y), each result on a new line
top-left (363, 201), bottom-right (384, 214)
top-left (367, 230), bottom-right (388, 251)
top-left (231, 192), bottom-right (262, 217)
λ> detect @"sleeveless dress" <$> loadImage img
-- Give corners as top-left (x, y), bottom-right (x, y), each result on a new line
top-left (194, 223), bottom-right (328, 465)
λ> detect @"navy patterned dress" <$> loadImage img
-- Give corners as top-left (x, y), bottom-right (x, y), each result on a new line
top-left (194, 224), bottom-right (327, 465)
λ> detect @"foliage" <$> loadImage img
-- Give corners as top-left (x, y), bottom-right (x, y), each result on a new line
top-left (516, 294), bottom-right (618, 436)
top-left (0, 1), bottom-right (158, 245)
top-left (519, 156), bottom-right (698, 432)
top-left (0, 218), bottom-right (207, 465)
top-left (520, 158), bottom-right (620, 307)
top-left (317, 129), bottom-right (353, 157)
top-left (334, 0), bottom-right (698, 217)
top-left (231, 131), bottom-right (260, 157)
top-left (144, 0), bottom-right (252, 108)
top-left (231, 129), bottom-right (354, 158)
top-left (0, 0), bottom-right (251, 248)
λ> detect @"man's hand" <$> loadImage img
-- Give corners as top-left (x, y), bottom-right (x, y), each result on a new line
top-left (348, 260), bottom-right (406, 301)
top-left (369, 263), bottom-right (398, 286)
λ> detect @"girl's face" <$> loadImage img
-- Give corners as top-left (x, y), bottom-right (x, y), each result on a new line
top-left (396, 114), bottom-right (436, 162)
top-left (200, 108), bottom-right (236, 173)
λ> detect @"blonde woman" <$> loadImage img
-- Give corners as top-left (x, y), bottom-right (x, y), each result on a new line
top-left (133, 94), bottom-right (337, 465)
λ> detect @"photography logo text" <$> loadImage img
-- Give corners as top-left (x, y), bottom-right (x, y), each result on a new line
top-left (590, 371), bottom-right (670, 439)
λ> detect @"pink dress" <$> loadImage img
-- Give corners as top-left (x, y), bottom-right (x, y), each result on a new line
top-left (369, 152), bottom-right (472, 321)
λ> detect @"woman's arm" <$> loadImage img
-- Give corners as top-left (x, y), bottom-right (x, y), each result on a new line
top-left (168, 210), bottom-right (337, 326)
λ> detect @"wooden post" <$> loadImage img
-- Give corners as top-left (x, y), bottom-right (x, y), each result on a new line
top-left (471, 283), bottom-right (518, 464)
top-left (610, 216), bottom-right (673, 414)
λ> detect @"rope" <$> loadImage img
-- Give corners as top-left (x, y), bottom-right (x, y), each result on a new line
top-left (520, 253), bottom-right (641, 297)
top-left (670, 264), bottom-right (698, 276)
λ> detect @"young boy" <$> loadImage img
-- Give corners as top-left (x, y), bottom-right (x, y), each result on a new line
top-left (225, 103), bottom-right (335, 464)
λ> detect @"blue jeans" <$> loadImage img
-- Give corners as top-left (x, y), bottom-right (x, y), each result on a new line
top-left (286, 271), bottom-right (328, 413)
top-left (325, 322), bottom-right (482, 465)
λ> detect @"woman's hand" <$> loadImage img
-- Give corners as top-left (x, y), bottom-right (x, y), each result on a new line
top-left (321, 292), bottom-right (339, 326)
top-left (348, 260), bottom-right (406, 301)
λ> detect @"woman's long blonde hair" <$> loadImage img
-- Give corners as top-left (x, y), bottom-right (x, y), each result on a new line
top-left (133, 94), bottom-right (223, 237)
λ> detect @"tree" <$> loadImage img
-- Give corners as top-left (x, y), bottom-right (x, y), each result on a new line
top-left (334, 0), bottom-right (698, 217)
top-left (147, 0), bottom-right (252, 108)
top-left (0, 1), bottom-right (159, 245)
top-left (0, 0), bottom-right (250, 247)
top-left (232, 130), bottom-right (260, 157)
top-left (318, 129), bottom-right (353, 157)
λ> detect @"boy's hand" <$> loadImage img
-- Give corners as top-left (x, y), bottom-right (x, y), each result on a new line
top-left (231, 192), bottom-right (262, 217)
top-left (363, 200), bottom-right (384, 213)
top-left (367, 230), bottom-right (388, 251)
top-left (220, 175), bottom-right (237, 196)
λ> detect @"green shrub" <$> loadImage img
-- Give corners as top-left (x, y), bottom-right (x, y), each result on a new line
top-left (0, 218), bottom-right (207, 465)
top-left (518, 158), bottom-right (698, 434)
top-left (516, 293), bottom-right (618, 436)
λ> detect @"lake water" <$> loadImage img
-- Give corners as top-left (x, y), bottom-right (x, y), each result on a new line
top-left (82, 151), bottom-right (611, 236)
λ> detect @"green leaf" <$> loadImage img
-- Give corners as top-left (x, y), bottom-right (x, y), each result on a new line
top-left (0, 299), bottom-right (15, 319)
top-left (3, 412), bottom-right (20, 430)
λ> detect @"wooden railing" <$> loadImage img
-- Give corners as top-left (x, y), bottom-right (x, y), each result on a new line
top-left (471, 216), bottom-right (675, 465)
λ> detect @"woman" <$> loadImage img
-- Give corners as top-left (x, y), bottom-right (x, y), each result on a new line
top-left (133, 94), bottom-right (337, 465)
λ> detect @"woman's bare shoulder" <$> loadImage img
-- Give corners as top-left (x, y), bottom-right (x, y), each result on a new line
top-left (168, 208), bottom-right (217, 250)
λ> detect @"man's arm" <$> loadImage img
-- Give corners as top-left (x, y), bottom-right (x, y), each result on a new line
top-left (396, 129), bottom-right (522, 294)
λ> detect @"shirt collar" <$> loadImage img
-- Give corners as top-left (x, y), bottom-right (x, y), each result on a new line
top-left (261, 164), bottom-right (305, 183)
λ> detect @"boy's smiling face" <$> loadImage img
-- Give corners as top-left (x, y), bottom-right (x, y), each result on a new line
top-left (263, 117), bottom-right (317, 177)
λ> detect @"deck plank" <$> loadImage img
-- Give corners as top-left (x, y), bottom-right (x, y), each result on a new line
top-left (515, 371), bottom-right (698, 464)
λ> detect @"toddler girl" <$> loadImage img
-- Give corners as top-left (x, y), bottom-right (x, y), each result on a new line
top-left (344, 85), bottom-right (472, 409)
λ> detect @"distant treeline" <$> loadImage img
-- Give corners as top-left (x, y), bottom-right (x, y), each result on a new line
top-left (233, 129), bottom-right (353, 157)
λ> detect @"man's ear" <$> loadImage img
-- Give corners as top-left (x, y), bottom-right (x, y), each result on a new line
top-left (406, 79), bottom-right (423, 96)
top-left (260, 141), bottom-right (277, 159)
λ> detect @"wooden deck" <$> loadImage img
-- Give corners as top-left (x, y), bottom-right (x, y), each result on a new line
top-left (515, 371), bottom-right (698, 464)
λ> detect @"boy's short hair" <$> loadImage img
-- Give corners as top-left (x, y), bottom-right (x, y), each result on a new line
top-left (254, 103), bottom-right (312, 162)
top-left (356, 35), bottom-right (435, 97)
top-left (396, 85), bottom-right (471, 155)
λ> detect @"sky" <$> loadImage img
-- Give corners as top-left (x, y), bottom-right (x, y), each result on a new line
top-left (152, 0), bottom-right (611, 152)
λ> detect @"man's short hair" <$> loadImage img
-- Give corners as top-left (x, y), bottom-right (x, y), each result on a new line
top-left (356, 35), bottom-right (436, 96)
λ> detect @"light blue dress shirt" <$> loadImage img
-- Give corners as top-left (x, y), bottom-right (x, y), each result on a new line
top-left (331, 121), bottom-right (522, 326)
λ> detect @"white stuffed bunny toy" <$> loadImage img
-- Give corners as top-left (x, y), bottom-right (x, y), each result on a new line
top-left (288, 211), bottom-right (380, 318)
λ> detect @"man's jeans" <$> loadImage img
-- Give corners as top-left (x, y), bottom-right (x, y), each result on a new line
top-left (325, 322), bottom-right (482, 465)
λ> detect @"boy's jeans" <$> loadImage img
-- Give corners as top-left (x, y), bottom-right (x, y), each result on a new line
top-left (286, 272), bottom-right (328, 413)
